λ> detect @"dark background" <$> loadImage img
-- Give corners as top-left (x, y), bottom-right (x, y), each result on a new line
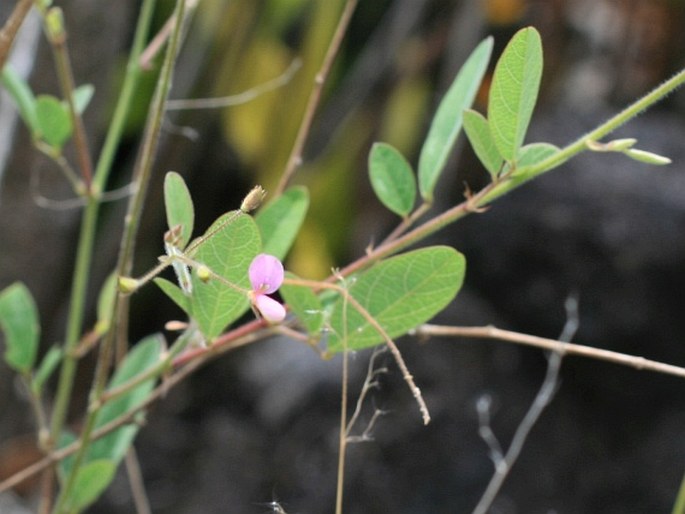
top-left (1, 1), bottom-right (685, 512)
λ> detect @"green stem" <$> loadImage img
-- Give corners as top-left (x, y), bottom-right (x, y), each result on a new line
top-left (49, 0), bottom-right (156, 450)
top-left (482, 67), bottom-right (685, 204)
top-left (47, 0), bottom-right (156, 507)
top-left (52, 1), bottom-right (186, 511)
top-left (338, 66), bottom-right (685, 278)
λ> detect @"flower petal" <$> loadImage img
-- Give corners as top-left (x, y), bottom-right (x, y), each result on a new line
top-left (249, 254), bottom-right (284, 294)
top-left (255, 294), bottom-right (286, 323)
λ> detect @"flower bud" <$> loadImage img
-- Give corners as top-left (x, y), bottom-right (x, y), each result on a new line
top-left (118, 276), bottom-right (140, 294)
top-left (240, 186), bottom-right (266, 213)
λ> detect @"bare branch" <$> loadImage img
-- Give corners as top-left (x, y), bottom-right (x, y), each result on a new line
top-left (414, 322), bottom-right (685, 379)
top-left (471, 295), bottom-right (579, 514)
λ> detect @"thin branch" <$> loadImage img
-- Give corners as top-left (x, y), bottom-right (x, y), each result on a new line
top-left (471, 295), bottom-right (579, 514)
top-left (346, 346), bottom-right (388, 439)
top-left (165, 58), bottom-right (302, 110)
top-left (0, 0), bottom-right (33, 71)
top-left (275, 0), bottom-right (359, 196)
top-left (0, 324), bottom-right (272, 495)
top-left (125, 447), bottom-right (152, 514)
top-left (414, 324), bottom-right (685, 379)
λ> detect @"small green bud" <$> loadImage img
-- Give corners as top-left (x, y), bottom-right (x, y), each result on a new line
top-left (240, 185), bottom-right (266, 213)
top-left (624, 148), bottom-right (671, 166)
top-left (45, 8), bottom-right (65, 42)
top-left (118, 276), bottom-right (140, 294)
top-left (196, 265), bottom-right (211, 283)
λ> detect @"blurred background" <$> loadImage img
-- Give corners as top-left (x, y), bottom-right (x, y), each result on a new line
top-left (1, 0), bottom-right (685, 512)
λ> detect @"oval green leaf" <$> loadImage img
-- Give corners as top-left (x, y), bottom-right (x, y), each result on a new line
top-left (327, 246), bottom-right (466, 352)
top-left (463, 109), bottom-right (503, 178)
top-left (164, 171), bottom-right (195, 248)
top-left (189, 211), bottom-right (261, 340)
top-left (418, 36), bottom-right (493, 202)
top-left (255, 186), bottom-right (309, 259)
top-left (89, 334), bottom-right (164, 464)
top-left (64, 459), bottom-right (116, 512)
top-left (35, 94), bottom-right (73, 150)
top-left (0, 282), bottom-right (40, 374)
top-left (488, 27), bottom-right (543, 161)
top-left (369, 142), bottom-right (416, 217)
top-left (505, 142), bottom-right (560, 178)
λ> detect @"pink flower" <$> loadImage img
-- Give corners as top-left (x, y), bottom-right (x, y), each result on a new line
top-left (248, 254), bottom-right (286, 323)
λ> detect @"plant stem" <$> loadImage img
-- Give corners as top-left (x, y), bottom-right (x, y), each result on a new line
top-left (47, 13), bottom-right (94, 190)
top-left (415, 324), bottom-right (685, 379)
top-left (335, 66), bottom-right (685, 279)
top-left (481, 67), bottom-right (685, 204)
top-left (0, 0), bottom-right (33, 71)
top-left (275, 0), bottom-right (359, 196)
top-left (48, 0), bottom-right (157, 453)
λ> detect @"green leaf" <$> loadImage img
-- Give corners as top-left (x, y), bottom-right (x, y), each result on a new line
top-left (35, 94), bottom-right (73, 150)
top-left (368, 142), bottom-right (417, 217)
top-left (164, 171), bottom-right (195, 248)
top-left (327, 246), bottom-right (466, 352)
top-left (418, 36), bottom-right (493, 202)
top-left (516, 142), bottom-right (559, 167)
top-left (505, 142), bottom-right (560, 177)
top-left (1, 64), bottom-right (39, 134)
top-left (280, 272), bottom-right (325, 337)
top-left (463, 109), bottom-right (503, 178)
top-left (154, 277), bottom-right (191, 314)
top-left (95, 273), bottom-right (117, 335)
top-left (64, 459), bottom-right (116, 512)
top-left (189, 211), bottom-right (261, 340)
top-left (72, 84), bottom-right (95, 114)
top-left (31, 345), bottom-right (63, 394)
top-left (255, 186), bottom-right (309, 259)
top-left (0, 282), bottom-right (40, 374)
top-left (89, 334), bottom-right (164, 464)
top-left (488, 27), bottom-right (543, 161)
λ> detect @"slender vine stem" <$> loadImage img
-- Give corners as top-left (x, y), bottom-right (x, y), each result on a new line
top-left (44, 9), bottom-right (94, 191)
top-left (274, 0), bottom-right (359, 196)
top-left (48, 0), bottom-right (157, 456)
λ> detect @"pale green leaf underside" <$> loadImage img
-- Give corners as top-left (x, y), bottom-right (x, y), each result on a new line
top-left (0, 282), bottom-right (40, 374)
top-left (154, 277), bottom-right (190, 314)
top-left (369, 142), bottom-right (416, 217)
top-left (164, 171), bottom-right (195, 248)
top-left (189, 211), bottom-right (261, 340)
top-left (255, 186), bottom-right (309, 259)
top-left (504, 142), bottom-right (560, 177)
top-left (418, 36), bottom-right (493, 201)
top-left (488, 27), bottom-right (543, 161)
top-left (463, 109), bottom-right (503, 177)
top-left (327, 246), bottom-right (466, 352)
top-left (65, 460), bottom-right (116, 512)
top-left (89, 334), bottom-right (164, 464)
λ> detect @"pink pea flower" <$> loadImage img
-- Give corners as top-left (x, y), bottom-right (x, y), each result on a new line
top-left (248, 253), bottom-right (286, 323)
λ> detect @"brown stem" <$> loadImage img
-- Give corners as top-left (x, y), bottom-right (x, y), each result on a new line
top-left (0, 0), bottom-right (33, 71)
top-left (415, 324), bottom-right (685, 379)
top-left (275, 0), bottom-right (359, 196)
